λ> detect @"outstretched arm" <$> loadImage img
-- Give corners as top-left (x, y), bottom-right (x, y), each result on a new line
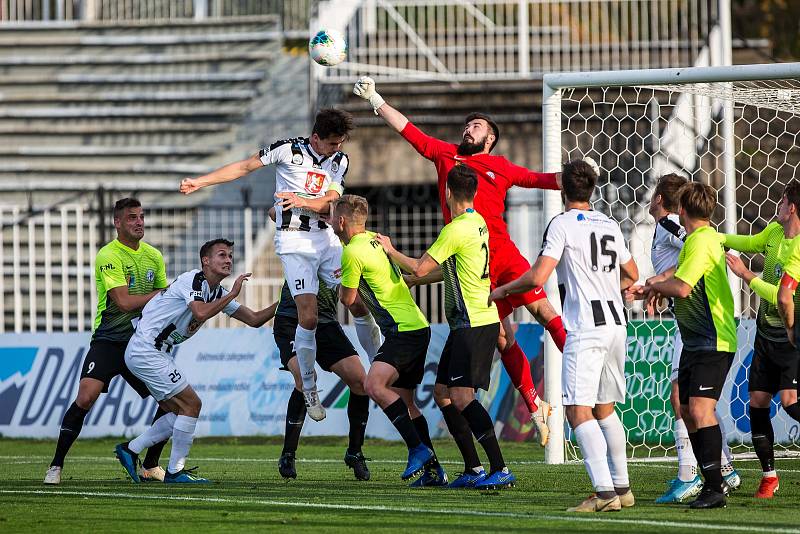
top-left (232, 301), bottom-right (278, 328)
top-left (180, 153), bottom-right (263, 194)
top-left (488, 255), bottom-right (557, 305)
top-left (188, 273), bottom-right (250, 322)
top-left (353, 76), bottom-right (409, 133)
top-left (375, 234), bottom-right (439, 277)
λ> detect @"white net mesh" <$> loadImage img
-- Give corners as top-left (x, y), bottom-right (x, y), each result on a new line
top-left (557, 76), bottom-right (800, 460)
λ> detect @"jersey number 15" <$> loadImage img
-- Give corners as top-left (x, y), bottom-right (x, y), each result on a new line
top-left (589, 232), bottom-right (616, 272)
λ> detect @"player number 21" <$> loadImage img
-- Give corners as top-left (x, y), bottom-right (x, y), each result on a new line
top-left (589, 232), bottom-right (617, 272)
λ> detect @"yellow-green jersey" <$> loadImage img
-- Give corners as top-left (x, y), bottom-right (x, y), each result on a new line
top-left (340, 231), bottom-right (428, 335)
top-left (777, 233), bottom-right (800, 337)
top-left (723, 222), bottom-right (800, 342)
top-left (673, 226), bottom-right (736, 352)
top-left (93, 239), bottom-right (167, 343)
top-left (426, 209), bottom-right (499, 329)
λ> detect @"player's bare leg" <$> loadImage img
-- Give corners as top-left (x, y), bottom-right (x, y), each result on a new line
top-left (365, 363), bottom-right (432, 480)
top-left (524, 298), bottom-right (567, 352)
top-left (294, 293), bottom-right (325, 421)
top-left (45, 378), bottom-right (103, 484)
top-left (331, 356), bottom-right (372, 480)
top-left (565, 405), bottom-right (621, 512)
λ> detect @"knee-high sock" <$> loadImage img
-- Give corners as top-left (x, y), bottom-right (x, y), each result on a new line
top-left (353, 314), bottom-right (382, 363)
top-left (283, 388), bottom-right (306, 454)
top-left (168, 415), bottom-right (198, 474)
top-left (347, 393), bottom-right (370, 453)
top-left (129, 412), bottom-right (177, 455)
top-left (294, 325), bottom-right (317, 391)
top-left (50, 402), bottom-right (89, 467)
top-left (675, 417), bottom-right (697, 481)
top-left (749, 406), bottom-right (774, 474)
top-left (499, 342), bottom-right (538, 413)
top-left (574, 419), bottom-right (614, 493)
top-left (596, 412), bottom-right (629, 489)
top-left (143, 407), bottom-right (169, 469)
top-left (544, 315), bottom-right (566, 352)
top-left (441, 403), bottom-right (481, 471)
top-left (461, 400), bottom-right (505, 474)
top-left (696, 425), bottom-right (724, 493)
top-left (382, 398), bottom-right (421, 449)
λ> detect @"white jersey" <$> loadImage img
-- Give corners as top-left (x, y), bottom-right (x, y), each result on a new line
top-left (260, 137), bottom-right (349, 232)
top-left (132, 269), bottom-right (241, 353)
top-left (651, 213), bottom-right (685, 275)
top-left (540, 209), bottom-right (632, 332)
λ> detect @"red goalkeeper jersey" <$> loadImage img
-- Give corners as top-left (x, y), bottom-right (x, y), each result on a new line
top-left (400, 122), bottom-right (559, 251)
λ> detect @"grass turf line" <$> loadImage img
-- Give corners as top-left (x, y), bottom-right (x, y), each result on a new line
top-left (0, 437), bottom-right (797, 533)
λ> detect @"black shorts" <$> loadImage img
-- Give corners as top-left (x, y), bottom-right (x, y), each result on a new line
top-left (80, 339), bottom-right (151, 399)
top-left (273, 315), bottom-right (357, 373)
top-left (749, 335), bottom-right (800, 394)
top-left (436, 323), bottom-right (500, 391)
top-left (677, 349), bottom-right (734, 404)
top-left (374, 327), bottom-right (431, 389)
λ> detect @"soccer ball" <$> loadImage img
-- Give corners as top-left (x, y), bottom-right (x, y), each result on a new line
top-left (309, 28), bottom-right (347, 67)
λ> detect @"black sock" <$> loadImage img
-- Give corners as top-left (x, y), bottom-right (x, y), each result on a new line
top-left (383, 398), bottom-right (421, 449)
top-left (50, 402), bottom-right (89, 467)
top-left (283, 388), bottom-right (307, 454)
top-left (412, 414), bottom-right (440, 467)
top-left (688, 430), bottom-right (702, 468)
top-left (346, 393), bottom-right (370, 454)
top-left (441, 403), bottom-right (481, 471)
top-left (749, 406), bottom-right (775, 473)
top-left (142, 407), bottom-right (168, 469)
top-left (461, 399), bottom-right (505, 474)
top-left (696, 425), bottom-right (724, 493)
top-left (783, 402), bottom-right (800, 423)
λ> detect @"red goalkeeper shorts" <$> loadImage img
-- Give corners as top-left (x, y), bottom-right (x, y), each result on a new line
top-left (490, 241), bottom-right (548, 320)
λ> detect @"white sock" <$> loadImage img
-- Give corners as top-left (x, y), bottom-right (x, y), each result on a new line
top-left (294, 325), bottom-right (317, 391)
top-left (353, 313), bottom-right (383, 362)
top-left (718, 415), bottom-right (734, 466)
top-left (674, 417), bottom-right (697, 481)
top-left (168, 415), bottom-right (197, 474)
top-left (129, 412), bottom-right (177, 454)
top-left (596, 412), bottom-right (629, 488)
top-left (574, 419), bottom-right (614, 492)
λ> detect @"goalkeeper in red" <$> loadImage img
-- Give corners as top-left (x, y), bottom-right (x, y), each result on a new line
top-left (353, 77), bottom-right (582, 442)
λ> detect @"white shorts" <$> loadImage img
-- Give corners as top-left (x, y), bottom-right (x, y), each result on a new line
top-left (669, 328), bottom-right (683, 382)
top-left (124, 336), bottom-right (188, 402)
top-left (562, 325), bottom-right (627, 406)
top-left (275, 229), bottom-right (342, 297)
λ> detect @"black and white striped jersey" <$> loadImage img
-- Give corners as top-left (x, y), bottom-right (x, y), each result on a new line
top-left (260, 137), bottom-right (349, 232)
top-left (651, 213), bottom-right (685, 275)
top-left (540, 209), bottom-right (632, 332)
top-left (133, 269), bottom-right (241, 353)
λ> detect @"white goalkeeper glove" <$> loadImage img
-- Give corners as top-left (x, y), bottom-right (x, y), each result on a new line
top-left (583, 156), bottom-right (601, 178)
top-left (353, 76), bottom-right (385, 113)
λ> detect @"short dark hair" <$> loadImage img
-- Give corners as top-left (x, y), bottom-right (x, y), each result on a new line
top-left (654, 173), bottom-right (688, 213)
top-left (678, 182), bottom-right (716, 220)
top-left (200, 238), bottom-right (234, 261)
top-left (464, 112), bottom-right (500, 152)
top-left (561, 160), bottom-right (597, 202)
top-left (333, 194), bottom-right (369, 225)
top-left (312, 108), bottom-right (354, 140)
top-left (447, 164), bottom-right (478, 202)
top-left (113, 197), bottom-right (141, 219)
top-left (784, 181), bottom-right (800, 214)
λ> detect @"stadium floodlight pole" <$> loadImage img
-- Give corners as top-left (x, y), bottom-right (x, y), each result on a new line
top-left (541, 81), bottom-right (565, 465)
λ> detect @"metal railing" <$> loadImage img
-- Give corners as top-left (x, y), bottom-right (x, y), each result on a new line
top-left (315, 0), bottom-right (720, 83)
top-left (0, 0), bottom-right (311, 31)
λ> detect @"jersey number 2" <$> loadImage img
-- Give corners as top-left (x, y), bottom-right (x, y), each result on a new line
top-left (480, 243), bottom-right (490, 279)
top-left (589, 232), bottom-right (617, 272)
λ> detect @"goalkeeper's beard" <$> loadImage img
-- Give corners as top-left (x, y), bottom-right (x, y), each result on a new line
top-left (457, 135), bottom-right (487, 156)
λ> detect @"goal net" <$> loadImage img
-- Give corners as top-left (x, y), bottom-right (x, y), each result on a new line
top-left (540, 63), bottom-right (800, 463)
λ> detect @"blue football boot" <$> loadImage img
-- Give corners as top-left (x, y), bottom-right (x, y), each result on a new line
top-left (164, 467), bottom-right (211, 484)
top-left (448, 468), bottom-right (487, 489)
top-left (655, 476), bottom-right (703, 503)
top-left (723, 469), bottom-right (741, 493)
top-left (474, 468), bottom-right (516, 490)
top-left (401, 444), bottom-right (433, 480)
top-left (113, 443), bottom-right (140, 484)
top-left (409, 462), bottom-right (448, 487)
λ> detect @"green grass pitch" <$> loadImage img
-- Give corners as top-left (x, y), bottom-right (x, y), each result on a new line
top-left (0, 437), bottom-right (798, 533)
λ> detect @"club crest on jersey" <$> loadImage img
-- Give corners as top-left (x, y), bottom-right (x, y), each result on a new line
top-left (331, 161), bottom-right (339, 173)
top-left (291, 153), bottom-right (303, 165)
top-left (305, 171), bottom-right (326, 194)
top-left (127, 274), bottom-right (135, 288)
top-left (146, 269), bottom-right (155, 282)
top-left (775, 263), bottom-right (783, 278)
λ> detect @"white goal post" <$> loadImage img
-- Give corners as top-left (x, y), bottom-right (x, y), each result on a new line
top-left (541, 62), bottom-right (800, 464)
